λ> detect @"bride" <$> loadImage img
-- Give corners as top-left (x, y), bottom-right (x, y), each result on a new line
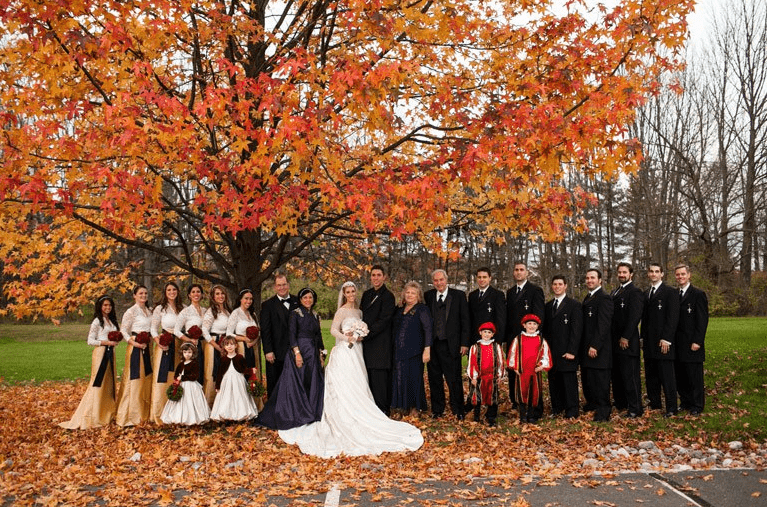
top-left (278, 281), bottom-right (423, 458)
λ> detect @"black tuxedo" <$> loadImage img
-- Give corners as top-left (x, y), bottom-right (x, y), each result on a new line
top-left (543, 296), bottom-right (582, 417)
top-left (641, 282), bottom-right (680, 413)
top-left (424, 287), bottom-right (470, 417)
top-left (610, 282), bottom-right (645, 415)
top-left (260, 293), bottom-right (299, 397)
top-left (468, 286), bottom-right (506, 342)
top-left (675, 285), bottom-right (709, 413)
top-left (505, 282), bottom-right (545, 343)
top-left (580, 287), bottom-right (613, 421)
top-left (360, 284), bottom-right (396, 414)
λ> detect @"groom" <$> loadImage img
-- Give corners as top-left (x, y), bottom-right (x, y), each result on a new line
top-left (360, 265), bottom-right (396, 415)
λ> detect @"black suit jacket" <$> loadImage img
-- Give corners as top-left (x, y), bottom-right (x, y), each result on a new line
top-left (610, 282), bottom-right (644, 357)
top-left (468, 285), bottom-right (506, 342)
top-left (676, 285), bottom-right (708, 363)
top-left (505, 281), bottom-right (545, 344)
top-left (424, 287), bottom-right (470, 357)
top-left (641, 282), bottom-right (680, 360)
top-left (259, 294), bottom-right (298, 362)
top-left (360, 284), bottom-right (396, 369)
top-left (580, 287), bottom-right (613, 369)
top-left (543, 296), bottom-right (582, 371)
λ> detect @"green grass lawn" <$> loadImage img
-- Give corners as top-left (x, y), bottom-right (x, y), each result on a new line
top-left (0, 321), bottom-right (336, 383)
top-left (1, 317), bottom-right (765, 441)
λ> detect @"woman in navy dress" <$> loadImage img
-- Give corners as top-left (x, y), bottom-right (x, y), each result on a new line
top-left (256, 287), bottom-right (326, 430)
top-left (391, 281), bottom-right (432, 414)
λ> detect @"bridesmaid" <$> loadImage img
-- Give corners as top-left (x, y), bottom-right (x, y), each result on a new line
top-left (148, 282), bottom-right (184, 424)
top-left (174, 283), bottom-right (207, 387)
top-left (226, 288), bottom-right (261, 378)
top-left (115, 285), bottom-right (154, 426)
top-left (59, 295), bottom-right (121, 429)
top-left (201, 284), bottom-right (230, 406)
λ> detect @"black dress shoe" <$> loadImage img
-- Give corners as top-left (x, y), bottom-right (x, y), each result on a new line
top-left (664, 411), bottom-right (677, 418)
top-left (626, 412), bottom-right (641, 418)
top-left (456, 413), bottom-right (465, 421)
top-left (688, 409), bottom-right (701, 416)
top-left (486, 419), bottom-right (496, 427)
top-left (431, 412), bottom-right (444, 420)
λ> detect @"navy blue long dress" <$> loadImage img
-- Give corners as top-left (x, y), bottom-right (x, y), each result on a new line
top-left (391, 303), bottom-right (432, 411)
top-left (256, 307), bottom-right (325, 430)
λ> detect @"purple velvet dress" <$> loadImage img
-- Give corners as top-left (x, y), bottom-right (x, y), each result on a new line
top-left (391, 303), bottom-right (433, 411)
top-left (256, 307), bottom-right (325, 430)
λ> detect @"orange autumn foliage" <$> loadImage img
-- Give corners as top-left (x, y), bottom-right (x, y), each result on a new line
top-left (0, 0), bottom-right (692, 317)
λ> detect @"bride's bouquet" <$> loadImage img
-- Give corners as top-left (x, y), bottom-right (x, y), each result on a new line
top-left (341, 318), bottom-right (369, 348)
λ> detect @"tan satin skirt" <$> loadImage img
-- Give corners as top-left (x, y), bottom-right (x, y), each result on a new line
top-left (149, 343), bottom-right (174, 424)
top-left (115, 344), bottom-right (152, 427)
top-left (59, 346), bottom-right (116, 429)
top-left (203, 341), bottom-right (217, 407)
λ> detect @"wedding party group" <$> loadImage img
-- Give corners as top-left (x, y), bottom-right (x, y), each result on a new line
top-left (59, 260), bottom-right (708, 457)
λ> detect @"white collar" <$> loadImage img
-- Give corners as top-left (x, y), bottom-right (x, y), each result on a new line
top-left (437, 289), bottom-right (449, 299)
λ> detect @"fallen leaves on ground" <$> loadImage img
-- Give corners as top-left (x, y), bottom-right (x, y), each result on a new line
top-left (0, 380), bottom-right (764, 506)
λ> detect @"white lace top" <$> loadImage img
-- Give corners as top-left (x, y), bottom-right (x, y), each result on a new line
top-left (203, 307), bottom-right (230, 342)
top-left (87, 318), bottom-right (118, 346)
top-left (226, 307), bottom-right (258, 337)
top-left (151, 304), bottom-right (182, 336)
top-left (120, 304), bottom-right (152, 342)
top-left (174, 305), bottom-right (206, 338)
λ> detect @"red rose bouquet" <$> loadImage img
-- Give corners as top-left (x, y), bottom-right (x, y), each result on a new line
top-left (247, 368), bottom-right (266, 398)
top-left (159, 331), bottom-right (174, 347)
top-left (246, 326), bottom-right (259, 341)
top-left (186, 325), bottom-right (202, 341)
top-left (166, 379), bottom-right (184, 401)
top-left (108, 331), bottom-right (123, 343)
top-left (134, 331), bottom-right (152, 345)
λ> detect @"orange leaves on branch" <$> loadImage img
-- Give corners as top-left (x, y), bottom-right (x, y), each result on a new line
top-left (0, 0), bottom-right (692, 316)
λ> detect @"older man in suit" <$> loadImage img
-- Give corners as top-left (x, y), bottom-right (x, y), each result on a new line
top-left (642, 262), bottom-right (680, 417)
top-left (580, 268), bottom-right (614, 422)
top-left (611, 262), bottom-right (645, 418)
top-left (425, 269), bottom-right (470, 420)
top-left (468, 267), bottom-right (506, 344)
top-left (360, 265), bottom-right (396, 415)
top-left (260, 273), bottom-right (298, 398)
top-left (543, 274), bottom-right (582, 419)
top-left (674, 264), bottom-right (709, 415)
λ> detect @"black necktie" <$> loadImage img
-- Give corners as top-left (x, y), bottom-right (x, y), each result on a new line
top-left (479, 290), bottom-right (484, 300)
top-left (438, 294), bottom-right (444, 304)
top-left (679, 289), bottom-right (684, 299)
top-left (649, 287), bottom-right (656, 299)
top-left (553, 299), bottom-right (559, 313)
top-left (516, 286), bottom-right (521, 295)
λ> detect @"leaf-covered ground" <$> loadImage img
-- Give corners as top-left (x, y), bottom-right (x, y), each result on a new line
top-left (1, 380), bottom-right (765, 506)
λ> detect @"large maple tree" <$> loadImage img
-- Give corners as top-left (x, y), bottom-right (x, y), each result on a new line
top-left (0, 0), bottom-right (691, 317)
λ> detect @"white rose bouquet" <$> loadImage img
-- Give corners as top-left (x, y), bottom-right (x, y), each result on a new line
top-left (341, 317), bottom-right (369, 348)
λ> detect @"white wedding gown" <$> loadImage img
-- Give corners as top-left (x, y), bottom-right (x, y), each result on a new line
top-left (279, 307), bottom-right (423, 458)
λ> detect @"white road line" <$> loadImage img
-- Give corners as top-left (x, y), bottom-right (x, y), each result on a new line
top-left (648, 473), bottom-right (705, 507)
top-left (323, 483), bottom-right (341, 507)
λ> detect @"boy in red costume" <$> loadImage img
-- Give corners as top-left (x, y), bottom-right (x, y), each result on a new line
top-left (507, 314), bottom-right (552, 423)
top-left (465, 322), bottom-right (505, 426)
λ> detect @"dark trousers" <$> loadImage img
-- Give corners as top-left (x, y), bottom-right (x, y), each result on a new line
top-left (612, 353), bottom-right (643, 415)
top-left (549, 369), bottom-right (579, 418)
top-left (465, 400), bottom-right (498, 422)
top-left (675, 360), bottom-right (704, 412)
top-left (426, 339), bottom-right (464, 416)
top-left (645, 357), bottom-right (677, 413)
top-left (581, 366), bottom-right (611, 421)
top-left (367, 367), bottom-right (391, 415)
top-left (507, 369), bottom-right (519, 408)
top-left (517, 377), bottom-right (544, 422)
top-left (265, 358), bottom-right (285, 399)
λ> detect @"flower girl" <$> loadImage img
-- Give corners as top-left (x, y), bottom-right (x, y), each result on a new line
top-left (161, 343), bottom-right (210, 425)
top-left (210, 336), bottom-right (258, 421)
